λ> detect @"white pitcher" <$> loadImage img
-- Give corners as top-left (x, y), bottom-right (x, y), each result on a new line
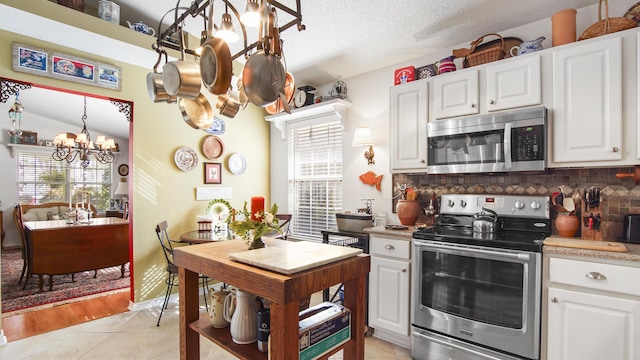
top-left (223, 289), bottom-right (257, 344)
top-left (208, 287), bottom-right (231, 328)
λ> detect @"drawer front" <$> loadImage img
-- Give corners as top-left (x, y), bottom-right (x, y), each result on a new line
top-left (370, 236), bottom-right (411, 260)
top-left (549, 257), bottom-right (640, 297)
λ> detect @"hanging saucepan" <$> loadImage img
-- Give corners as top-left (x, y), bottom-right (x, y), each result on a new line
top-left (265, 71), bottom-right (295, 114)
top-left (178, 93), bottom-right (214, 129)
top-left (147, 48), bottom-right (178, 103)
top-left (215, 91), bottom-right (241, 119)
top-left (162, 26), bottom-right (201, 99)
top-left (200, 0), bottom-right (232, 95)
top-left (241, 8), bottom-right (287, 107)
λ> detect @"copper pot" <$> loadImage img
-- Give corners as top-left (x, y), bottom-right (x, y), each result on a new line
top-left (265, 72), bottom-right (295, 115)
top-left (178, 93), bottom-right (214, 129)
top-left (215, 92), bottom-right (241, 119)
top-left (162, 26), bottom-right (201, 99)
top-left (146, 49), bottom-right (177, 103)
top-left (200, 0), bottom-right (232, 95)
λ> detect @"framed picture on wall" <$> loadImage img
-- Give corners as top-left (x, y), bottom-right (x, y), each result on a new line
top-left (204, 163), bottom-right (222, 184)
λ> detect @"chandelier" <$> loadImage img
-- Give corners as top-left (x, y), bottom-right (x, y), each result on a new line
top-left (52, 97), bottom-right (116, 168)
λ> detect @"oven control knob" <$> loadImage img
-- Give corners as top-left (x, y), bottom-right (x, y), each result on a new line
top-left (447, 200), bottom-right (455, 207)
top-left (515, 200), bottom-right (525, 209)
top-left (459, 200), bottom-right (467, 207)
top-left (531, 201), bottom-right (541, 210)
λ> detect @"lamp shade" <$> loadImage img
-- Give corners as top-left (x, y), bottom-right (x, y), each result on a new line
top-left (114, 177), bottom-right (128, 196)
top-left (352, 127), bottom-right (374, 146)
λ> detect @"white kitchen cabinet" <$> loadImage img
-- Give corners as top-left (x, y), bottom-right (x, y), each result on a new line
top-left (551, 36), bottom-right (623, 163)
top-left (545, 257), bottom-right (640, 360)
top-left (486, 55), bottom-right (541, 112)
top-left (368, 235), bottom-right (411, 348)
top-left (433, 68), bottom-right (479, 120)
top-left (389, 80), bottom-right (428, 172)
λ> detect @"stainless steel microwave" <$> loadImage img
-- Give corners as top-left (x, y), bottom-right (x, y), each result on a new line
top-left (427, 107), bottom-right (547, 174)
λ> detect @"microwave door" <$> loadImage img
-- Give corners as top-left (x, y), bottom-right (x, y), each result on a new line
top-left (504, 122), bottom-right (512, 169)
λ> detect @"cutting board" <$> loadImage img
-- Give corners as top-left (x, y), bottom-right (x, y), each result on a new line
top-left (545, 236), bottom-right (627, 252)
top-left (229, 241), bottom-right (363, 275)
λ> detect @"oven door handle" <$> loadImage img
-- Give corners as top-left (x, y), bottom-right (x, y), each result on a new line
top-left (414, 240), bottom-right (531, 261)
top-left (504, 122), bottom-right (512, 169)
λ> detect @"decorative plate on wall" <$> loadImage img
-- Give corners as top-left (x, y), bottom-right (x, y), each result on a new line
top-left (202, 135), bottom-right (224, 160)
top-left (174, 146), bottom-right (198, 172)
top-left (203, 117), bottom-right (225, 135)
top-left (118, 163), bottom-right (129, 176)
top-left (228, 153), bottom-right (247, 174)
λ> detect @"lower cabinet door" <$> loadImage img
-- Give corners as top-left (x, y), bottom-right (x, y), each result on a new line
top-left (368, 255), bottom-right (410, 337)
top-left (547, 287), bottom-right (640, 360)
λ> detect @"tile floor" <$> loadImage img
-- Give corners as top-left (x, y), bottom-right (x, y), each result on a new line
top-left (0, 291), bottom-right (411, 359)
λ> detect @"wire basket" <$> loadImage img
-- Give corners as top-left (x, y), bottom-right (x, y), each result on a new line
top-left (578, 0), bottom-right (636, 41)
top-left (465, 33), bottom-right (506, 67)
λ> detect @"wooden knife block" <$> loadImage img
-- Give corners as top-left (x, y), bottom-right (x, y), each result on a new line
top-left (581, 202), bottom-right (603, 241)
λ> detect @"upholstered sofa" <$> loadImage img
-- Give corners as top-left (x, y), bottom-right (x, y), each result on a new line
top-left (17, 202), bottom-right (97, 222)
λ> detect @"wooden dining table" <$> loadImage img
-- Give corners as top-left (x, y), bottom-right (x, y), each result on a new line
top-left (24, 217), bottom-right (129, 291)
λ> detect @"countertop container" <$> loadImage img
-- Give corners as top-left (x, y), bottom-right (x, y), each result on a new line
top-left (622, 214), bottom-right (640, 244)
top-left (335, 213), bottom-right (373, 232)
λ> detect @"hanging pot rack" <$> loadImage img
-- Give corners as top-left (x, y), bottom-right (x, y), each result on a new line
top-left (155, 0), bottom-right (305, 60)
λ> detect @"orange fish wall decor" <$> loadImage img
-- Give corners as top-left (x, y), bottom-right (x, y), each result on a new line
top-left (359, 171), bottom-right (383, 191)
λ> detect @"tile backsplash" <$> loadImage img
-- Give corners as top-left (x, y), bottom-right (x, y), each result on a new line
top-left (392, 166), bottom-right (640, 240)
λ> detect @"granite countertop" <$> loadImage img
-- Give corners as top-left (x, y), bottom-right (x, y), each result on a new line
top-left (364, 226), bottom-right (417, 240)
top-left (543, 237), bottom-right (640, 264)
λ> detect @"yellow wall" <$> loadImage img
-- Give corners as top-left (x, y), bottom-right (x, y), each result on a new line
top-left (0, 0), bottom-right (271, 311)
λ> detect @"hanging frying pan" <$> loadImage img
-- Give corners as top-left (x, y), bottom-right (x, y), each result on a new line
top-left (162, 26), bottom-right (201, 99)
top-left (200, 0), bottom-right (232, 95)
top-left (178, 93), bottom-right (214, 129)
top-left (265, 71), bottom-right (294, 114)
top-left (242, 8), bottom-right (286, 107)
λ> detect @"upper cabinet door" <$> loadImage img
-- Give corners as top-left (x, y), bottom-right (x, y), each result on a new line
top-left (486, 55), bottom-right (541, 112)
top-left (552, 37), bottom-right (622, 163)
top-left (433, 69), bottom-right (479, 120)
top-left (390, 80), bottom-right (428, 172)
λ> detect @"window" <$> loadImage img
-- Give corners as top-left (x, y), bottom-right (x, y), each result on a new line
top-left (17, 150), bottom-right (113, 210)
top-left (287, 120), bottom-right (343, 241)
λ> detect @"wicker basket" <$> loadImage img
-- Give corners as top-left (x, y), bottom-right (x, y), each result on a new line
top-left (57, 0), bottom-right (85, 11)
top-left (578, 0), bottom-right (636, 41)
top-left (465, 33), bottom-right (506, 68)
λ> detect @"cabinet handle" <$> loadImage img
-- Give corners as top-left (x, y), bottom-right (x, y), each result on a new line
top-left (551, 297), bottom-right (558, 303)
top-left (402, 268), bottom-right (407, 273)
top-left (385, 244), bottom-right (395, 250)
top-left (489, 100), bottom-right (495, 105)
top-left (612, 147), bottom-right (619, 153)
top-left (470, 103), bottom-right (476, 108)
top-left (420, 159), bottom-right (426, 164)
top-left (585, 271), bottom-right (607, 280)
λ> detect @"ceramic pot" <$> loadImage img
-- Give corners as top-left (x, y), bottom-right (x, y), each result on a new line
top-left (223, 289), bottom-right (257, 344)
top-left (396, 200), bottom-right (421, 225)
top-left (551, 9), bottom-right (576, 47)
top-left (57, 0), bottom-right (85, 11)
top-left (556, 215), bottom-right (579, 237)
top-left (208, 287), bottom-right (231, 328)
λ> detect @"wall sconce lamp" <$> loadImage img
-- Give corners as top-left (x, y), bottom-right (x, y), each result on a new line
top-left (352, 127), bottom-right (375, 165)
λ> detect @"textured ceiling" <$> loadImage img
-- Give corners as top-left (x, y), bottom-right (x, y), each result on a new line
top-left (83, 0), bottom-right (602, 86)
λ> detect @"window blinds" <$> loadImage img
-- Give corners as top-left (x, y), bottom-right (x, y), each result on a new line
top-left (287, 120), bottom-right (343, 241)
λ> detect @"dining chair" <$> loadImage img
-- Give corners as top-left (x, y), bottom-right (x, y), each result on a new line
top-left (274, 214), bottom-right (292, 240)
top-left (155, 220), bottom-right (210, 326)
top-left (13, 204), bottom-right (31, 287)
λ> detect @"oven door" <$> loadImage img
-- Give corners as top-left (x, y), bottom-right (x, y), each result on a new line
top-left (411, 239), bottom-right (541, 360)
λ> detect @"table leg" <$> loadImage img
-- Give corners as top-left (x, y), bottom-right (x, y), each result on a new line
top-left (342, 275), bottom-right (367, 359)
top-left (179, 267), bottom-right (200, 360)
top-left (269, 299), bottom-right (300, 360)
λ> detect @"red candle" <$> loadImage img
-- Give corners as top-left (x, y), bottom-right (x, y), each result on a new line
top-left (251, 196), bottom-right (265, 221)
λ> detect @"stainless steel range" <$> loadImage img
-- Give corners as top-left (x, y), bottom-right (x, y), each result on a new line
top-left (411, 194), bottom-right (551, 360)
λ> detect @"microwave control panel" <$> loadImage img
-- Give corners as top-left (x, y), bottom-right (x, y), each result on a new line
top-left (512, 125), bottom-right (544, 161)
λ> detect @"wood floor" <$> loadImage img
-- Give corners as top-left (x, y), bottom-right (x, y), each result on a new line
top-left (1, 291), bottom-right (130, 342)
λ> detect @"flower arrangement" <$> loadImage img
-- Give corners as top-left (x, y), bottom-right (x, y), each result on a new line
top-left (229, 202), bottom-right (281, 249)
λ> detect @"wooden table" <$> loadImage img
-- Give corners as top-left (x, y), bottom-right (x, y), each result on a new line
top-left (173, 238), bottom-right (370, 360)
top-left (24, 217), bottom-right (129, 291)
top-left (179, 230), bottom-right (227, 244)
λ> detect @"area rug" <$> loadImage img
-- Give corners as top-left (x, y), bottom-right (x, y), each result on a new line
top-left (1, 249), bottom-right (130, 314)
